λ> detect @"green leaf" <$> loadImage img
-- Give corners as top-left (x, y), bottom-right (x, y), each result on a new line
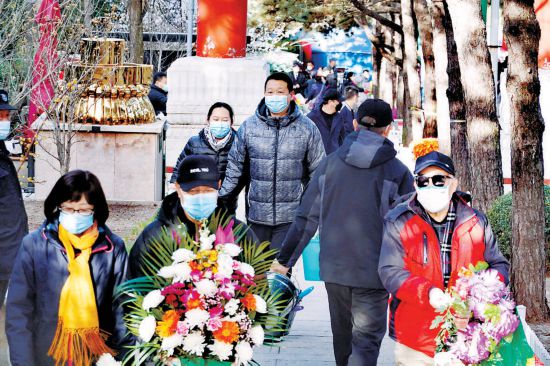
top-left (430, 315), bottom-right (444, 329)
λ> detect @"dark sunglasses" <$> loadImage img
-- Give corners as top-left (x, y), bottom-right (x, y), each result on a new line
top-left (415, 174), bottom-right (453, 188)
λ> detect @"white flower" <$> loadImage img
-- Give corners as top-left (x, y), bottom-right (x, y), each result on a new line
top-left (158, 265), bottom-right (176, 278)
top-left (182, 331), bottom-right (206, 356)
top-left (138, 315), bottom-right (157, 342)
top-left (434, 352), bottom-right (463, 366)
top-left (172, 262), bottom-right (192, 283)
top-left (161, 333), bottom-right (184, 351)
top-left (142, 290), bottom-right (165, 311)
top-left (235, 341), bottom-right (253, 365)
top-left (195, 279), bottom-right (218, 298)
top-left (185, 308), bottom-right (210, 329)
top-left (208, 340), bottom-right (233, 361)
top-left (217, 253), bottom-right (234, 278)
top-left (96, 353), bottom-right (121, 366)
top-left (249, 325), bottom-right (264, 345)
top-left (225, 298), bottom-right (240, 316)
top-left (220, 243), bottom-right (241, 257)
top-left (238, 262), bottom-right (255, 277)
top-left (171, 248), bottom-right (196, 263)
top-left (253, 295), bottom-right (267, 313)
top-left (199, 232), bottom-right (216, 251)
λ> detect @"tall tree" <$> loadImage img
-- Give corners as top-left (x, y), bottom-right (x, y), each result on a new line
top-left (128, 0), bottom-right (145, 63)
top-left (504, 0), bottom-right (550, 321)
top-left (439, 0), bottom-right (471, 192)
top-left (446, 0), bottom-right (503, 212)
top-left (413, 0), bottom-right (438, 138)
top-left (401, 0), bottom-right (423, 143)
top-left (429, 0), bottom-right (452, 154)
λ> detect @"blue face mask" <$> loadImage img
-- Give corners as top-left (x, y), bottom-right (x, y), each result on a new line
top-left (265, 95), bottom-right (289, 114)
top-left (210, 122), bottom-right (231, 138)
top-left (0, 121), bottom-right (11, 140)
top-left (182, 192), bottom-right (218, 221)
top-left (59, 211), bottom-right (95, 234)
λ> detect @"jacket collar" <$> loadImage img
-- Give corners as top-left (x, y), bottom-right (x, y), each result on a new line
top-left (256, 98), bottom-right (301, 128)
top-left (150, 84), bottom-right (167, 95)
top-left (402, 191), bottom-right (476, 228)
top-left (44, 218), bottom-right (112, 253)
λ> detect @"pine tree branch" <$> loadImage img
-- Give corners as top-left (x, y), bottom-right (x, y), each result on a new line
top-left (350, 0), bottom-right (403, 34)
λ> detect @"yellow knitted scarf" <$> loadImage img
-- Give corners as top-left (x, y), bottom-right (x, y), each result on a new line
top-left (48, 223), bottom-right (115, 366)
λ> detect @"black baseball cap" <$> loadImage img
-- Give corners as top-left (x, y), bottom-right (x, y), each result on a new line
top-left (414, 151), bottom-right (456, 176)
top-left (176, 155), bottom-right (220, 191)
top-left (0, 90), bottom-right (17, 111)
top-left (356, 99), bottom-right (393, 128)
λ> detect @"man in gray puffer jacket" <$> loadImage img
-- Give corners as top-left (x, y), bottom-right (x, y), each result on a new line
top-left (219, 72), bottom-right (325, 250)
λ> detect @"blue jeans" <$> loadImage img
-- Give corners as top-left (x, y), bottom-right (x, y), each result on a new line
top-left (325, 283), bottom-right (389, 366)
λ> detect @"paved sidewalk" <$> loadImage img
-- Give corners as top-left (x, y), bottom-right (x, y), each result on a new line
top-left (253, 258), bottom-right (395, 366)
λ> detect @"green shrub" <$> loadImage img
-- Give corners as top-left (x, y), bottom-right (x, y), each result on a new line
top-left (487, 186), bottom-right (550, 270)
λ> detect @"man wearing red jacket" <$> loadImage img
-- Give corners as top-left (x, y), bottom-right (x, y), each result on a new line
top-left (378, 151), bottom-right (509, 365)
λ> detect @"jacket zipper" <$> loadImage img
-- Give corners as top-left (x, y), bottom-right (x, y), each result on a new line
top-left (423, 234), bottom-right (428, 264)
top-left (272, 124), bottom-right (280, 225)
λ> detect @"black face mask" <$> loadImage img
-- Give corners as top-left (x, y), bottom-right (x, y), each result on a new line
top-left (335, 103), bottom-right (342, 112)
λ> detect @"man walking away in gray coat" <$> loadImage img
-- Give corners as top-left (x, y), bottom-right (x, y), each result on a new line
top-left (219, 72), bottom-right (325, 250)
top-left (271, 99), bottom-right (415, 366)
top-left (0, 89), bottom-right (28, 308)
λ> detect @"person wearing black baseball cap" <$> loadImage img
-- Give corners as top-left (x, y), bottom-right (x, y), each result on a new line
top-left (272, 98), bottom-right (414, 366)
top-left (129, 155), bottom-right (258, 278)
top-left (0, 89), bottom-right (28, 309)
top-left (307, 88), bottom-right (345, 154)
top-left (379, 147), bottom-right (508, 364)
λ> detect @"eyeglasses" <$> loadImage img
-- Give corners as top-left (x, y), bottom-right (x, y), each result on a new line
top-left (415, 174), bottom-right (453, 188)
top-left (59, 206), bottom-right (94, 216)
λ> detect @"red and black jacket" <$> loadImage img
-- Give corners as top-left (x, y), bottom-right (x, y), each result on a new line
top-left (378, 192), bottom-right (509, 357)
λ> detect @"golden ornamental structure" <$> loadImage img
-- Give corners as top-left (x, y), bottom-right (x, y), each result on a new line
top-left (54, 38), bottom-right (156, 125)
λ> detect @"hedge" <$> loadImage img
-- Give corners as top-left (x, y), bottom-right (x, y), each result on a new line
top-left (487, 186), bottom-right (550, 270)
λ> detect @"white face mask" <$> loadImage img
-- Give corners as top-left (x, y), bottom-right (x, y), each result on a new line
top-left (416, 186), bottom-right (451, 214)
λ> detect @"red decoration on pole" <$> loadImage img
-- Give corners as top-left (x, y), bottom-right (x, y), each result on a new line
top-left (196, 0), bottom-right (248, 58)
top-left (27, 0), bottom-right (61, 136)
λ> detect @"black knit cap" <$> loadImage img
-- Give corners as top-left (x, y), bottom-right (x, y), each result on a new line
top-left (0, 90), bottom-right (17, 111)
top-left (356, 98), bottom-right (393, 127)
top-left (414, 151), bottom-right (456, 176)
top-left (176, 155), bottom-right (220, 191)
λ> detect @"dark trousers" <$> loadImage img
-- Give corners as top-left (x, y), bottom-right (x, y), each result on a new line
top-left (248, 222), bottom-right (292, 251)
top-left (0, 279), bottom-right (8, 310)
top-left (325, 283), bottom-right (389, 366)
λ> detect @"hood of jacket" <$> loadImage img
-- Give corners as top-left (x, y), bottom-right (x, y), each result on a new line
top-left (255, 98), bottom-right (302, 128)
top-left (337, 128), bottom-right (397, 169)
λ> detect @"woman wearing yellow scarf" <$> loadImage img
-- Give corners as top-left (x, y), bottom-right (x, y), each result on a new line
top-left (6, 170), bottom-right (133, 365)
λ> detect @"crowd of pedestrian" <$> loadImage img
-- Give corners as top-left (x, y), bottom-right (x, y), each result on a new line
top-left (0, 58), bottom-right (509, 366)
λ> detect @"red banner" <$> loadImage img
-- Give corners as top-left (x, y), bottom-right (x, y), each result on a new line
top-left (196, 0), bottom-right (247, 58)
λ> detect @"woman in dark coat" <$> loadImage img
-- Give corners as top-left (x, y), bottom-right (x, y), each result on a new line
top-left (170, 102), bottom-right (244, 212)
top-left (6, 170), bottom-right (132, 366)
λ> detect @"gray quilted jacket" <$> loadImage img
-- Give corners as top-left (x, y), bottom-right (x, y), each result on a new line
top-left (219, 99), bottom-right (325, 226)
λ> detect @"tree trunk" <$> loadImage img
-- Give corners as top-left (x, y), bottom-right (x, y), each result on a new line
top-left (441, 0), bottom-right (471, 192)
top-left (430, 0), bottom-right (451, 154)
top-left (379, 25), bottom-right (395, 104)
top-left (83, 0), bottom-right (92, 30)
top-left (447, 0), bottom-right (503, 212)
top-left (401, 0), bottom-right (423, 144)
top-left (504, 0), bottom-right (550, 322)
top-left (414, 0), bottom-right (438, 138)
top-left (128, 0), bottom-right (144, 63)
top-left (373, 45), bottom-right (382, 98)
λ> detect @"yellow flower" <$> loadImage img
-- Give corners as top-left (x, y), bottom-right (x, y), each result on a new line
top-left (156, 310), bottom-right (180, 338)
top-left (412, 138), bottom-right (439, 160)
